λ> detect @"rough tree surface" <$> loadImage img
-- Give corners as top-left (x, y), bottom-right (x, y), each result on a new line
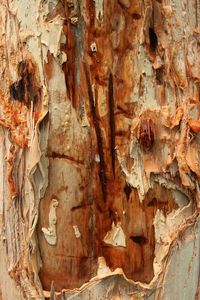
top-left (0, 0), bottom-right (200, 299)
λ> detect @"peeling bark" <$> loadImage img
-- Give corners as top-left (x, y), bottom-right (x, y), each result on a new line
top-left (0, 0), bottom-right (200, 299)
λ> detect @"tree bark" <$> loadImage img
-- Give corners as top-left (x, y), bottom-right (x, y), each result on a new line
top-left (0, 0), bottom-right (200, 299)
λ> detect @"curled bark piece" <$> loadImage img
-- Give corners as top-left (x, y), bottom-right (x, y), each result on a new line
top-left (188, 119), bottom-right (200, 133)
top-left (103, 222), bottom-right (126, 247)
top-left (97, 257), bottom-right (112, 276)
top-left (73, 225), bottom-right (81, 239)
top-left (42, 199), bottom-right (58, 246)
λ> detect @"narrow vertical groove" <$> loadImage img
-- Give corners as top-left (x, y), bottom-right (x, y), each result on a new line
top-left (83, 62), bottom-right (107, 202)
top-left (197, 0), bottom-right (200, 28)
top-left (50, 281), bottom-right (55, 300)
top-left (108, 73), bottom-right (115, 178)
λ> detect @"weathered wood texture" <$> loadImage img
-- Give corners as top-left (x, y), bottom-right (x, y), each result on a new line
top-left (0, 0), bottom-right (200, 299)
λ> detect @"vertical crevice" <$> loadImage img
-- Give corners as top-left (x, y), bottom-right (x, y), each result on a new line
top-left (124, 183), bottom-right (132, 201)
top-left (63, 3), bottom-right (76, 108)
top-left (83, 62), bottom-right (107, 202)
top-left (108, 73), bottom-right (115, 178)
top-left (149, 27), bottom-right (158, 52)
top-left (156, 66), bottom-right (165, 85)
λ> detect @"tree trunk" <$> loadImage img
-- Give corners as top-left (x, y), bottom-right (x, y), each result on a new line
top-left (0, 0), bottom-right (200, 299)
